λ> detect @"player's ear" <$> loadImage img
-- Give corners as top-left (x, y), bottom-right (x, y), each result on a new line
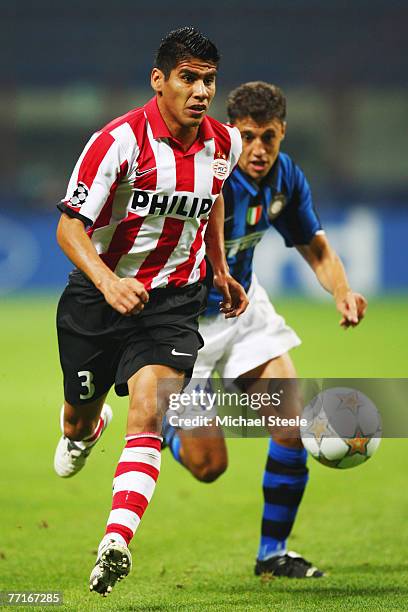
top-left (151, 68), bottom-right (165, 95)
top-left (281, 121), bottom-right (287, 140)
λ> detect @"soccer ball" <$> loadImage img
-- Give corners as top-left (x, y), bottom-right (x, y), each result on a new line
top-left (300, 387), bottom-right (382, 469)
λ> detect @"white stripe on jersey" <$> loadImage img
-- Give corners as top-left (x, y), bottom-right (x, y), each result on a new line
top-left (194, 140), bottom-right (216, 197)
top-left (79, 137), bottom-right (127, 223)
top-left (188, 230), bottom-right (206, 285)
top-left (108, 181), bottom-right (134, 223)
top-left (63, 132), bottom-right (100, 202)
top-left (110, 123), bottom-right (139, 181)
top-left (106, 124), bottom-right (138, 223)
top-left (114, 216), bottom-right (165, 278)
top-left (225, 125), bottom-right (243, 170)
top-left (150, 260), bottom-right (175, 289)
top-left (149, 215), bottom-right (199, 289)
top-left (146, 119), bottom-right (177, 194)
top-left (91, 223), bottom-right (120, 255)
top-left (180, 140), bottom-right (216, 284)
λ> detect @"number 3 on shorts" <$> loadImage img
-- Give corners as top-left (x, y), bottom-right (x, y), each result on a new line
top-left (78, 370), bottom-right (95, 400)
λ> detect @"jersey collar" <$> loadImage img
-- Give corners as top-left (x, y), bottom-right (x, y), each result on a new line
top-left (233, 156), bottom-right (281, 196)
top-left (144, 96), bottom-right (215, 143)
top-left (144, 97), bottom-right (172, 138)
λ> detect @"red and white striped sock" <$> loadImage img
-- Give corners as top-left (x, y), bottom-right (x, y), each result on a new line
top-left (101, 433), bottom-right (162, 549)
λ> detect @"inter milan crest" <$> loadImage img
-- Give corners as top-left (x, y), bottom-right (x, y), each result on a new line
top-left (69, 182), bottom-right (89, 208)
top-left (268, 193), bottom-right (287, 220)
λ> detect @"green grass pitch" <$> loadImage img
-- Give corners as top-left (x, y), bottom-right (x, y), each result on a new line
top-left (1, 295), bottom-right (407, 611)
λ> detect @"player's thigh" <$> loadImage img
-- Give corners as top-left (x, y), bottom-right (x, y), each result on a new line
top-left (242, 351), bottom-right (297, 380)
top-left (115, 283), bottom-right (208, 399)
top-left (127, 364), bottom-right (185, 434)
top-left (238, 352), bottom-right (298, 402)
top-left (57, 274), bottom-right (122, 407)
top-left (57, 326), bottom-right (118, 406)
top-left (193, 312), bottom-right (239, 379)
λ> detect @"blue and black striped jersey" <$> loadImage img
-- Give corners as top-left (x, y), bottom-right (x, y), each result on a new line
top-left (205, 152), bottom-right (323, 315)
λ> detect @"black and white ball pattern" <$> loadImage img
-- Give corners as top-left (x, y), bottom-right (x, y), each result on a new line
top-left (69, 183), bottom-right (89, 207)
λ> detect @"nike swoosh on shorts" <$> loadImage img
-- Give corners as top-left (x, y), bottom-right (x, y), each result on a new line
top-left (171, 349), bottom-right (193, 356)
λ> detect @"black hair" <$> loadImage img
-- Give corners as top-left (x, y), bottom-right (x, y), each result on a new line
top-left (227, 81), bottom-right (287, 124)
top-left (154, 27), bottom-right (220, 78)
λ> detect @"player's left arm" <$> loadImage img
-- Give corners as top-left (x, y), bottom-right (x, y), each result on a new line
top-left (296, 233), bottom-right (368, 328)
top-left (205, 193), bottom-right (249, 318)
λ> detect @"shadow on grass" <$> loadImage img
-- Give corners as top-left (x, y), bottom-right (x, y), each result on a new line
top-left (333, 563), bottom-right (408, 574)
top-left (58, 585), bottom-right (408, 612)
top-left (81, 583), bottom-right (408, 612)
top-left (266, 585), bottom-right (408, 598)
top-left (199, 579), bottom-right (408, 599)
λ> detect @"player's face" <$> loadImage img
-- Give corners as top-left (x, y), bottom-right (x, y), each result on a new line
top-left (151, 59), bottom-right (217, 131)
top-left (234, 117), bottom-right (286, 182)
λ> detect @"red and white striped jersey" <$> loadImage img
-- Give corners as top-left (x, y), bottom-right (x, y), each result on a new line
top-left (59, 97), bottom-right (242, 290)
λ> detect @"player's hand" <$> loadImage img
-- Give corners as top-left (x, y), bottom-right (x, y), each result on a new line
top-left (101, 277), bottom-right (149, 316)
top-left (213, 273), bottom-right (249, 319)
top-left (335, 290), bottom-right (367, 329)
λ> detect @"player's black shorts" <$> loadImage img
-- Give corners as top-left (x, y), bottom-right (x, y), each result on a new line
top-left (57, 270), bottom-right (207, 405)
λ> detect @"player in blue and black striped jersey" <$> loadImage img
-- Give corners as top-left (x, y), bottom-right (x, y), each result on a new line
top-left (164, 82), bottom-right (368, 578)
top-left (207, 140), bottom-right (322, 314)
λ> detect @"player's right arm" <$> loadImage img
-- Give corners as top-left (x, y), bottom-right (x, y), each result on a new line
top-left (57, 214), bottom-right (148, 315)
top-left (273, 159), bottom-right (367, 328)
top-left (296, 233), bottom-right (367, 328)
top-left (57, 130), bottom-right (148, 315)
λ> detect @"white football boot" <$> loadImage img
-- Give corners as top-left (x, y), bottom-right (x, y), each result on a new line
top-left (54, 404), bottom-right (113, 478)
top-left (89, 538), bottom-right (132, 596)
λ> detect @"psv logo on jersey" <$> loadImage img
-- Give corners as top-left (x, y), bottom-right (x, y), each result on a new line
top-left (212, 156), bottom-right (230, 180)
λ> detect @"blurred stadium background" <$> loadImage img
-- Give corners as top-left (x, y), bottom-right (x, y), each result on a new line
top-left (2, 0), bottom-right (408, 298)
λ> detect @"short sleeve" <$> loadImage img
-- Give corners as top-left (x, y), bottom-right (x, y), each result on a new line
top-left (227, 125), bottom-right (243, 175)
top-left (272, 163), bottom-right (323, 247)
top-left (58, 131), bottom-right (128, 226)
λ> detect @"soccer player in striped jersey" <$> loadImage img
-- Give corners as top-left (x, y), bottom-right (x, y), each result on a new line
top-left (53, 27), bottom-right (248, 597)
top-left (164, 81), bottom-right (368, 578)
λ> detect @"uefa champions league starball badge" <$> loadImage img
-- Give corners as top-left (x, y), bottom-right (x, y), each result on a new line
top-left (69, 182), bottom-right (89, 208)
top-left (300, 387), bottom-right (382, 469)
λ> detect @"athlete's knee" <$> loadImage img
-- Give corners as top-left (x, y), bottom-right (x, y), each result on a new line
top-left (189, 454), bottom-right (228, 483)
top-left (128, 399), bottom-right (163, 435)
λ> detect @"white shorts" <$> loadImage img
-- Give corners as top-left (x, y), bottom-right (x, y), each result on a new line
top-left (167, 276), bottom-right (301, 430)
top-left (193, 275), bottom-right (301, 381)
